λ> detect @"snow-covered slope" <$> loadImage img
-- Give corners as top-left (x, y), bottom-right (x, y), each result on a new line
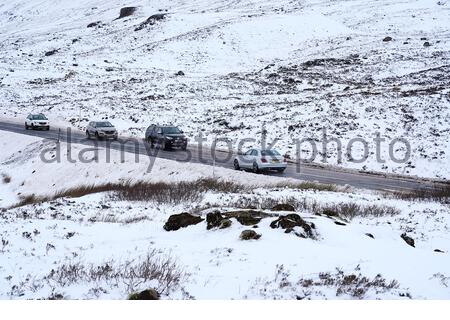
top-left (1, 0), bottom-right (449, 178)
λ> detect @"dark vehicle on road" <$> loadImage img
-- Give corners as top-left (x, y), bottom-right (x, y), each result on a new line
top-left (145, 125), bottom-right (188, 150)
top-left (86, 121), bottom-right (118, 140)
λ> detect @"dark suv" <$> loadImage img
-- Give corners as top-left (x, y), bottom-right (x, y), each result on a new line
top-left (145, 125), bottom-right (188, 150)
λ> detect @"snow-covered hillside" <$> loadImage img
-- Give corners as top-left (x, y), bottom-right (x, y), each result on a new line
top-left (0, 0), bottom-right (449, 178)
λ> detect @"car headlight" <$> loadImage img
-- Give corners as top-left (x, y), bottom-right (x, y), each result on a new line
top-left (166, 136), bottom-right (173, 140)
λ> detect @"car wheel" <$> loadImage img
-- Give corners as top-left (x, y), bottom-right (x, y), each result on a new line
top-left (95, 132), bottom-right (100, 140)
top-left (161, 140), bottom-right (166, 150)
top-left (31, 123), bottom-right (35, 130)
top-left (86, 131), bottom-right (91, 139)
top-left (181, 144), bottom-right (187, 151)
top-left (234, 159), bottom-right (240, 170)
top-left (252, 162), bottom-right (259, 174)
top-left (277, 168), bottom-right (285, 173)
top-left (25, 123), bottom-right (29, 130)
top-left (46, 126), bottom-right (50, 131)
top-left (149, 138), bottom-right (154, 149)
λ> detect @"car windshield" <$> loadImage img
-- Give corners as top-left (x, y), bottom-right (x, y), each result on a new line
top-left (96, 122), bottom-right (113, 127)
top-left (163, 127), bottom-right (181, 134)
top-left (32, 115), bottom-right (47, 120)
top-left (261, 150), bottom-right (280, 156)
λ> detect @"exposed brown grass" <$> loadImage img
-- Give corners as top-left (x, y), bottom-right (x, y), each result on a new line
top-left (44, 249), bottom-right (187, 296)
top-left (10, 178), bottom-right (337, 208)
top-left (273, 181), bottom-right (337, 192)
top-left (215, 196), bottom-right (400, 220)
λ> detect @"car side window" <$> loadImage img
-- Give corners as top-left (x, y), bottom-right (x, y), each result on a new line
top-left (157, 128), bottom-right (163, 134)
top-left (245, 150), bottom-right (252, 156)
top-left (252, 150), bottom-right (258, 156)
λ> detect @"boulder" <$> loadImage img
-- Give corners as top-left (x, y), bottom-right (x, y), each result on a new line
top-left (400, 233), bottom-right (415, 247)
top-left (383, 36), bottom-right (393, 42)
top-left (423, 41), bottom-right (431, 47)
top-left (206, 211), bottom-right (231, 229)
top-left (270, 214), bottom-right (314, 238)
top-left (163, 213), bottom-right (203, 231)
top-left (240, 229), bottom-right (261, 240)
top-left (271, 203), bottom-right (295, 212)
top-left (87, 21), bottom-right (101, 28)
top-left (117, 7), bottom-right (137, 19)
top-left (175, 70), bottom-right (185, 76)
top-left (128, 289), bottom-right (160, 300)
top-left (44, 49), bottom-right (59, 57)
top-left (223, 210), bottom-right (269, 226)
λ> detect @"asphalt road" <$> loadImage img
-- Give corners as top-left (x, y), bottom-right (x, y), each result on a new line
top-left (0, 120), bottom-right (442, 192)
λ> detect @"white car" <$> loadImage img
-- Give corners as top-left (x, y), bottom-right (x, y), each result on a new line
top-left (25, 114), bottom-right (50, 130)
top-left (86, 121), bottom-right (118, 140)
top-left (233, 149), bottom-right (287, 173)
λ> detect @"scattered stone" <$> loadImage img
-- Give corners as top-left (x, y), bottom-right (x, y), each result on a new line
top-left (240, 229), bottom-right (261, 240)
top-left (270, 214), bottom-right (314, 238)
top-left (44, 49), bottom-right (59, 56)
top-left (163, 213), bottom-right (203, 231)
top-left (334, 221), bottom-right (346, 226)
top-left (434, 249), bottom-right (444, 253)
top-left (175, 70), bottom-right (185, 76)
top-left (420, 37), bottom-right (427, 40)
top-left (116, 7), bottom-right (137, 20)
top-left (271, 203), bottom-right (295, 212)
top-left (128, 289), bottom-right (160, 300)
top-left (423, 41), bottom-right (431, 47)
top-left (383, 36), bottom-right (393, 42)
top-left (365, 233), bottom-right (375, 239)
top-left (105, 67), bottom-right (114, 72)
top-left (400, 233), bottom-right (415, 248)
top-left (87, 21), bottom-right (101, 28)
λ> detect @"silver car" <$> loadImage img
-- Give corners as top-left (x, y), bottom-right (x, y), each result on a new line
top-left (233, 149), bottom-right (287, 173)
top-left (86, 121), bottom-right (118, 140)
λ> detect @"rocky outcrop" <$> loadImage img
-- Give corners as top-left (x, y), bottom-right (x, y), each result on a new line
top-left (224, 210), bottom-right (270, 226)
top-left (206, 211), bottom-right (232, 230)
top-left (270, 214), bottom-right (315, 238)
top-left (135, 14), bottom-right (167, 31)
top-left (163, 213), bottom-right (203, 231)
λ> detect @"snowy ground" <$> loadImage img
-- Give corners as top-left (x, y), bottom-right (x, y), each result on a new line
top-left (1, 132), bottom-right (449, 299)
top-left (1, 0), bottom-right (449, 179)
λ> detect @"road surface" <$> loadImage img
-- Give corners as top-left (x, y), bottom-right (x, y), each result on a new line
top-left (0, 120), bottom-right (443, 192)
